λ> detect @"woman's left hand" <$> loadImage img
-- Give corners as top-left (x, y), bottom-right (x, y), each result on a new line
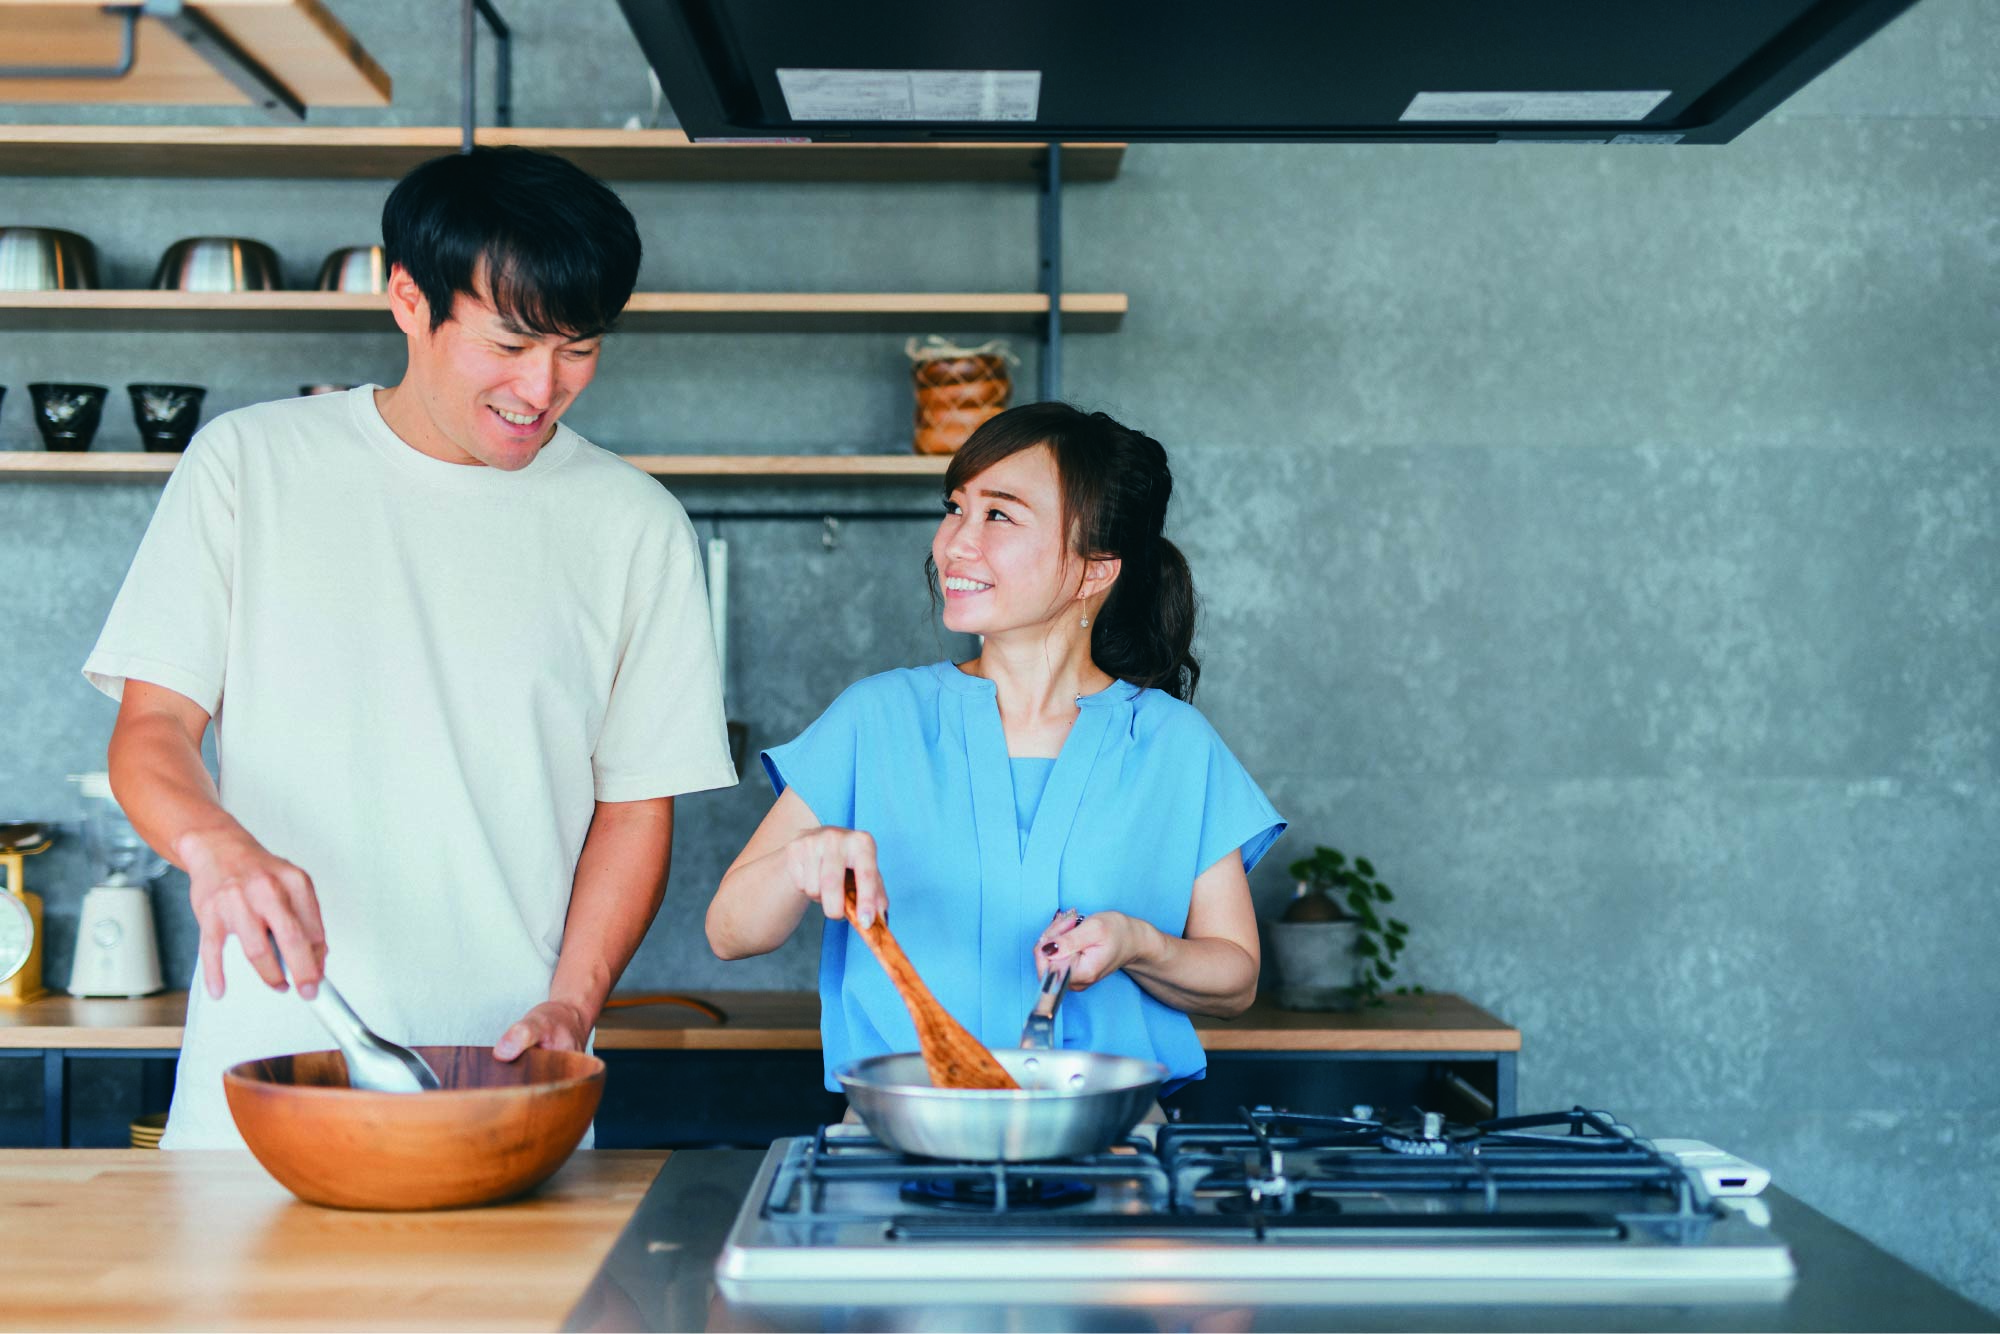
top-left (1036, 909), bottom-right (1156, 990)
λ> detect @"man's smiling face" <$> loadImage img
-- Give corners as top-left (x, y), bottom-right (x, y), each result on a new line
top-left (387, 260), bottom-right (603, 470)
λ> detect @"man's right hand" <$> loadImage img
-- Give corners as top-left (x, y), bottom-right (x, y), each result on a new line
top-left (107, 680), bottom-right (328, 1000)
top-left (785, 826), bottom-right (887, 929)
top-left (174, 827), bottom-right (327, 1000)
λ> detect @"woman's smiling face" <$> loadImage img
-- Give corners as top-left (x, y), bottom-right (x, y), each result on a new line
top-left (933, 443), bottom-right (1080, 638)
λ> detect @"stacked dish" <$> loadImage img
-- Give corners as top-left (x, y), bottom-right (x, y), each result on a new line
top-left (129, 1112), bottom-right (168, 1149)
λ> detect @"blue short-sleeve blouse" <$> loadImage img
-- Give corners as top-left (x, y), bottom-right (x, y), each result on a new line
top-left (762, 662), bottom-right (1286, 1093)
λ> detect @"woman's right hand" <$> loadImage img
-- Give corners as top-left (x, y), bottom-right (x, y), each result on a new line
top-left (174, 826), bottom-right (327, 1000)
top-left (784, 826), bottom-right (887, 929)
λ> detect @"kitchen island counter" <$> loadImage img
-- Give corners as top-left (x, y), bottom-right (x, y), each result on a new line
top-left (569, 1150), bottom-right (2000, 1334)
top-left (0, 1149), bottom-right (666, 1331)
top-left (5, 1145), bottom-right (1989, 1333)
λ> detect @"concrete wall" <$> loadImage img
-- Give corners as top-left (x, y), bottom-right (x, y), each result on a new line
top-left (2, 0), bottom-right (1996, 1308)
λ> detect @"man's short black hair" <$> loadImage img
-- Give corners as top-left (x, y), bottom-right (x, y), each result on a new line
top-left (381, 146), bottom-right (641, 341)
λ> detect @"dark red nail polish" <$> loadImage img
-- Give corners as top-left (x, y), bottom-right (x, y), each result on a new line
top-left (1041, 942), bottom-right (1058, 955)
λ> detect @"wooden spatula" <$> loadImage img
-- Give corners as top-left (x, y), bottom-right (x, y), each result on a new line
top-left (842, 873), bottom-right (1019, 1090)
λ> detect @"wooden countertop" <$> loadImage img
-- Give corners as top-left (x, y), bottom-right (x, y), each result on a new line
top-left (0, 1149), bottom-right (664, 1332)
top-left (0, 989), bottom-right (1518, 1053)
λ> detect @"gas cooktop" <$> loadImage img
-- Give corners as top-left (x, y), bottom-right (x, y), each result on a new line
top-left (715, 1106), bottom-right (1796, 1306)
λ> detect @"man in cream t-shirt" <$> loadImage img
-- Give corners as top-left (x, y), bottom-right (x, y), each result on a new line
top-left (83, 148), bottom-right (736, 1148)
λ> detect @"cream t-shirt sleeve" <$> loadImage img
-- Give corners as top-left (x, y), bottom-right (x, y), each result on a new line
top-left (82, 425), bottom-right (238, 712)
top-left (590, 497), bottom-right (737, 802)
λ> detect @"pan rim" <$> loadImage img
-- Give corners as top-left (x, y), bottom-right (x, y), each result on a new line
top-left (834, 1050), bottom-right (1167, 1099)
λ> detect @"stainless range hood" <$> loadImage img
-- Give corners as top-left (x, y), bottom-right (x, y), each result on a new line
top-left (615, 0), bottom-right (1917, 145)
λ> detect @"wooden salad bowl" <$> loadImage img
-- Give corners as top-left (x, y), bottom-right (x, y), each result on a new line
top-left (224, 1045), bottom-right (603, 1210)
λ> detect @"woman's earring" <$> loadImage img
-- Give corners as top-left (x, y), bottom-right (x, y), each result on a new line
top-left (1080, 615), bottom-right (1091, 628)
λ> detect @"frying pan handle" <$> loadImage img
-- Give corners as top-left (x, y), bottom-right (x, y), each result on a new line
top-left (1033, 958), bottom-right (1071, 1019)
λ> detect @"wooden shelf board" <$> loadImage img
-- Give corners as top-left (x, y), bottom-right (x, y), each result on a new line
top-left (623, 454), bottom-right (949, 480)
top-left (0, 989), bottom-right (1520, 1053)
top-left (0, 290), bottom-right (1125, 333)
top-left (0, 450), bottom-right (952, 484)
top-left (0, 289), bottom-right (389, 332)
top-left (0, 125), bottom-right (1124, 181)
top-left (0, 1), bottom-right (389, 109)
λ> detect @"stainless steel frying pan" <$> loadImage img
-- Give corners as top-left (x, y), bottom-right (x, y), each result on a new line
top-left (837, 1047), bottom-right (1164, 1161)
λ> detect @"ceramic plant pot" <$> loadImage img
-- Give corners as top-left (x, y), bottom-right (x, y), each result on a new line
top-left (1268, 919), bottom-right (1362, 1011)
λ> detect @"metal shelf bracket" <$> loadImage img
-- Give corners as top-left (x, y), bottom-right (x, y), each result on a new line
top-left (460, 0), bottom-right (515, 152)
top-left (0, 2), bottom-right (147, 81)
top-left (0, 0), bottom-right (305, 122)
top-left (1038, 144), bottom-right (1064, 402)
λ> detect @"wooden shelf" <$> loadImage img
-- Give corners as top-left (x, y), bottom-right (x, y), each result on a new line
top-left (0, 1), bottom-right (389, 109)
top-left (622, 454), bottom-right (948, 481)
top-left (0, 450), bottom-right (952, 484)
top-left (0, 125), bottom-right (1125, 182)
top-left (0, 290), bottom-right (1126, 334)
top-left (0, 989), bottom-right (1520, 1052)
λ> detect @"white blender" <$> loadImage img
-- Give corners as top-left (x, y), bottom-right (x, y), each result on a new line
top-left (67, 772), bottom-right (165, 998)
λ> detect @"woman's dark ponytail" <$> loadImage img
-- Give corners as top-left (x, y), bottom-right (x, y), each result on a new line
top-left (1097, 534), bottom-right (1200, 701)
top-left (942, 402), bottom-right (1201, 701)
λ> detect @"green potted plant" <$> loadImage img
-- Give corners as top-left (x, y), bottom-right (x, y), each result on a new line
top-left (1268, 844), bottom-right (1415, 1010)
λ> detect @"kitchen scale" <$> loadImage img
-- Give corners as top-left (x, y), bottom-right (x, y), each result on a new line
top-left (0, 821), bottom-right (53, 1003)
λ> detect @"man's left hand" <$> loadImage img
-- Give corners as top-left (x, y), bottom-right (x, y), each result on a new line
top-left (494, 999), bottom-right (593, 1061)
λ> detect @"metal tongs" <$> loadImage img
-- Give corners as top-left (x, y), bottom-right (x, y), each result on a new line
top-left (272, 935), bottom-right (442, 1093)
top-left (303, 977), bottom-right (443, 1092)
top-left (1019, 959), bottom-right (1072, 1050)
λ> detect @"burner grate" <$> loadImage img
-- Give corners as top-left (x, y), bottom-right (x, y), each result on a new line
top-left (898, 1174), bottom-right (1097, 1211)
top-left (1158, 1105), bottom-right (1713, 1225)
top-left (757, 1106), bottom-right (1720, 1237)
top-left (761, 1126), bottom-right (1171, 1225)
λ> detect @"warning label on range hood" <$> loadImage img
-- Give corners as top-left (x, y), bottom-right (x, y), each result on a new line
top-left (1402, 90), bottom-right (1671, 122)
top-left (777, 69), bottom-right (1041, 122)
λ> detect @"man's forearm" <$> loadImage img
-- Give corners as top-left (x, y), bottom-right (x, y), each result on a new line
top-left (547, 797), bottom-right (675, 1027)
top-left (108, 699), bottom-right (246, 871)
top-left (109, 682), bottom-right (327, 997)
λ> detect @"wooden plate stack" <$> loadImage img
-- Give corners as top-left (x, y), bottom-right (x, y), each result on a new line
top-left (909, 338), bottom-right (1013, 455)
top-left (129, 1112), bottom-right (167, 1149)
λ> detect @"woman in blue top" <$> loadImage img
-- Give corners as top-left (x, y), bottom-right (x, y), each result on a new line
top-left (707, 402), bottom-right (1284, 1096)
